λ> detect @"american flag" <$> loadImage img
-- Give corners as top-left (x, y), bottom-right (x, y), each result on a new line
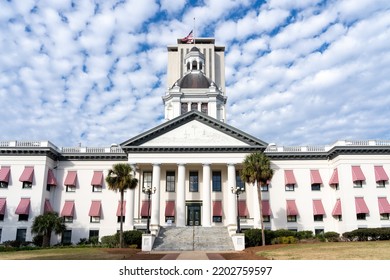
top-left (181, 30), bottom-right (194, 43)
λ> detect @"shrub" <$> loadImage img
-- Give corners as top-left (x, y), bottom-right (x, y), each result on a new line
top-left (244, 229), bottom-right (273, 247)
top-left (101, 235), bottom-right (118, 248)
top-left (296, 231), bottom-right (313, 240)
top-left (122, 230), bottom-right (142, 248)
top-left (343, 228), bottom-right (390, 241)
top-left (272, 236), bottom-right (297, 244)
top-left (273, 229), bottom-right (297, 238)
top-left (324, 231), bottom-right (340, 242)
top-left (32, 235), bottom-right (44, 247)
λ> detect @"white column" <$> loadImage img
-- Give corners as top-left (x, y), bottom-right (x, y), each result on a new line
top-left (227, 164), bottom-right (236, 226)
top-left (177, 164), bottom-right (186, 227)
top-left (127, 188), bottom-right (135, 229)
top-left (127, 164), bottom-right (137, 229)
top-left (151, 164), bottom-right (161, 227)
top-left (253, 181), bottom-right (261, 229)
top-left (202, 164), bottom-right (211, 227)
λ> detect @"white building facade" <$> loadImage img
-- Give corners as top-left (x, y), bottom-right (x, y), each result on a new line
top-left (1, 38), bottom-right (390, 245)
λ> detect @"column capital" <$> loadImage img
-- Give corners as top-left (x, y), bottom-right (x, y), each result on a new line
top-left (177, 163), bottom-right (186, 166)
top-left (202, 163), bottom-right (211, 166)
top-left (152, 163), bottom-right (161, 166)
top-left (227, 163), bottom-right (236, 167)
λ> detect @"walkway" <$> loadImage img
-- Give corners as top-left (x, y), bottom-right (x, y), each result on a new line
top-left (143, 251), bottom-right (227, 260)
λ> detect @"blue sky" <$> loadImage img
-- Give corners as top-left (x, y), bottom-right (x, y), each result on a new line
top-left (1, 0), bottom-right (390, 148)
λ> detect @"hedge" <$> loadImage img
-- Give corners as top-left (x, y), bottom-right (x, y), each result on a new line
top-left (100, 230), bottom-right (142, 248)
top-left (342, 228), bottom-right (390, 241)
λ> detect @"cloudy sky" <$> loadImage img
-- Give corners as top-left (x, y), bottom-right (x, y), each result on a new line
top-left (1, 0), bottom-right (389, 148)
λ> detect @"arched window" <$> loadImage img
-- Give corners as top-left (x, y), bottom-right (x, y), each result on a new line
top-left (192, 60), bottom-right (197, 70)
top-left (199, 62), bottom-right (203, 71)
top-left (187, 62), bottom-right (190, 71)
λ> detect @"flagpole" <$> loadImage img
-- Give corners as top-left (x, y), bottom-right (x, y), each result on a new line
top-left (193, 17), bottom-right (196, 45)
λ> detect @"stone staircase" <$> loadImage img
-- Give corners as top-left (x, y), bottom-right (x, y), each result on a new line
top-left (152, 226), bottom-right (235, 251)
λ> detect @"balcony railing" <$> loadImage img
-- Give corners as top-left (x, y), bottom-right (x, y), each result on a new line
top-left (265, 140), bottom-right (390, 153)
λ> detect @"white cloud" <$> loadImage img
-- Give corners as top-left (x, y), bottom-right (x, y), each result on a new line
top-left (0, 0), bottom-right (389, 147)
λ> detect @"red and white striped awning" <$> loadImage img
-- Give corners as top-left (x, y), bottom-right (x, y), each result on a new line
top-left (352, 166), bottom-right (366, 182)
top-left (329, 168), bottom-right (339, 185)
top-left (286, 200), bottom-right (299, 215)
top-left (91, 171), bottom-right (103, 186)
top-left (355, 197), bottom-right (369, 214)
top-left (332, 199), bottom-right (342, 216)
top-left (374, 166), bottom-right (389, 182)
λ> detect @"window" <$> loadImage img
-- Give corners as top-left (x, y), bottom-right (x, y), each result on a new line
top-left (311, 184), bottom-right (321, 191)
top-left (181, 103), bottom-right (188, 114)
top-left (380, 214), bottom-right (389, 220)
top-left (213, 216), bottom-right (222, 223)
top-left (166, 171), bottom-right (175, 192)
top-left (64, 216), bottom-right (73, 223)
top-left (332, 184), bottom-right (339, 190)
top-left (66, 185), bottom-right (76, 192)
top-left (287, 215), bottom-right (297, 222)
top-left (261, 184), bottom-right (269, 192)
top-left (357, 213), bottom-right (366, 220)
top-left (191, 103), bottom-right (198, 111)
top-left (117, 216), bottom-right (125, 223)
top-left (377, 181), bottom-right (386, 188)
top-left (92, 185), bottom-right (102, 192)
top-left (46, 184), bottom-right (52, 191)
top-left (354, 181), bottom-right (363, 188)
top-left (212, 171), bottom-right (222, 192)
top-left (143, 171), bottom-right (152, 189)
top-left (263, 215), bottom-right (270, 222)
top-left (0, 214), bottom-right (3, 221)
top-left (22, 182), bottom-right (32, 189)
top-left (189, 171), bottom-right (198, 192)
top-left (201, 103), bottom-right (208, 114)
top-left (236, 171), bottom-right (245, 191)
top-left (315, 229), bottom-right (324, 235)
top-left (0, 182), bottom-right (8, 188)
top-left (165, 216), bottom-right (175, 223)
top-left (62, 230), bottom-right (72, 245)
top-left (90, 216), bottom-right (100, 223)
top-left (89, 230), bottom-right (99, 239)
top-left (18, 214), bottom-right (29, 221)
top-left (16, 228), bottom-right (27, 242)
top-left (336, 215), bottom-right (342, 221)
top-left (0, 228), bottom-right (2, 242)
top-left (285, 184), bottom-right (295, 191)
top-left (314, 215), bottom-right (323, 221)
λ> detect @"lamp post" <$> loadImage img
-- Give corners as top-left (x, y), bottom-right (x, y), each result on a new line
top-left (142, 185), bottom-right (156, 234)
top-left (231, 186), bottom-right (245, 233)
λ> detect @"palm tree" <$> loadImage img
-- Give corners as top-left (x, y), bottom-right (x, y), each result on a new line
top-left (241, 152), bottom-right (273, 246)
top-left (31, 212), bottom-right (66, 247)
top-left (105, 163), bottom-right (138, 248)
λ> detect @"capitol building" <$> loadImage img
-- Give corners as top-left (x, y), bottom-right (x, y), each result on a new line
top-left (1, 38), bottom-right (390, 245)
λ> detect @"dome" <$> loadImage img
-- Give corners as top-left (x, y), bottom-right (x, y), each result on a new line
top-left (190, 46), bottom-right (200, 52)
top-left (176, 72), bottom-right (212, 88)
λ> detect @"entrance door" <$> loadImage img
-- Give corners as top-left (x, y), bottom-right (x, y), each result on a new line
top-left (187, 204), bottom-right (201, 226)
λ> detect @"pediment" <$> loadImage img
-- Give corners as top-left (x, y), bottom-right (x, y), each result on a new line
top-left (121, 111), bottom-right (268, 152)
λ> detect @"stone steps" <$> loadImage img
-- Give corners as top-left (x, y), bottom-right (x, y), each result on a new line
top-left (153, 226), bottom-right (235, 251)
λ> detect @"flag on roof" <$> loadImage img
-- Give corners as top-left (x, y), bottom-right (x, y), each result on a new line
top-left (181, 30), bottom-right (194, 43)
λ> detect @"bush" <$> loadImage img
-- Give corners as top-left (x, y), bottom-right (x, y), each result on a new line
top-left (32, 235), bottom-right (44, 247)
top-left (122, 230), bottom-right (142, 248)
top-left (272, 236), bottom-right (297, 244)
top-left (324, 231), bottom-right (340, 242)
top-left (296, 231), bottom-right (313, 240)
top-left (343, 228), bottom-right (390, 241)
top-left (273, 229), bottom-right (297, 238)
top-left (244, 229), bottom-right (273, 247)
top-left (101, 235), bottom-right (118, 248)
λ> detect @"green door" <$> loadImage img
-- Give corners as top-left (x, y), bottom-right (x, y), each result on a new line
top-left (187, 204), bottom-right (201, 226)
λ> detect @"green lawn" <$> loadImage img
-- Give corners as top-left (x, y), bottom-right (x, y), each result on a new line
top-left (257, 241), bottom-right (390, 260)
